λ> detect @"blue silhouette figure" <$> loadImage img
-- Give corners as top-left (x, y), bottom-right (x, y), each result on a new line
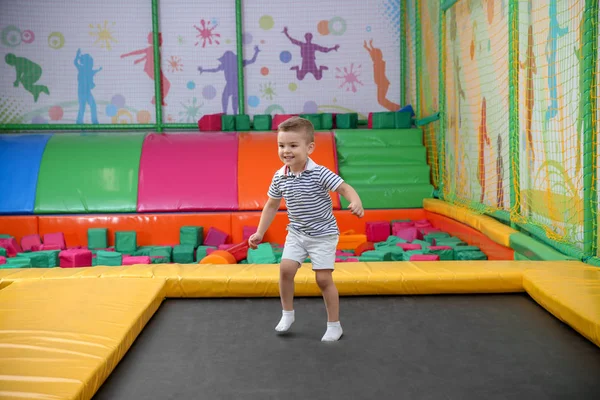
top-left (74, 49), bottom-right (102, 124)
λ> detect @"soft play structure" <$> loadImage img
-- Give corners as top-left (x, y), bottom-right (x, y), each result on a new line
top-left (1, 0), bottom-right (600, 399)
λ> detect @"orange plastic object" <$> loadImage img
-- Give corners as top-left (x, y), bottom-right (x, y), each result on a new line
top-left (355, 241), bottom-right (375, 256)
top-left (0, 216), bottom-right (39, 243)
top-left (337, 230), bottom-right (367, 251)
top-left (237, 131), bottom-right (340, 210)
top-left (425, 211), bottom-right (514, 260)
top-left (200, 250), bottom-right (237, 264)
top-left (38, 213), bottom-right (232, 248)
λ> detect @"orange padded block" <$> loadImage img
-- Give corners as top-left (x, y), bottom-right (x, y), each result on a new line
top-left (237, 131), bottom-right (340, 210)
top-left (0, 216), bottom-right (38, 243)
top-left (38, 214), bottom-right (232, 248)
top-left (425, 211), bottom-right (514, 260)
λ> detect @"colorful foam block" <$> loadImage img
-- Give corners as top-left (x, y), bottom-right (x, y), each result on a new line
top-left (115, 231), bottom-right (137, 254)
top-left (198, 113), bottom-right (223, 131)
top-left (59, 249), bottom-right (93, 268)
top-left (221, 115), bottom-right (236, 131)
top-left (392, 222), bottom-right (415, 235)
top-left (247, 243), bottom-right (276, 264)
top-left (0, 247), bottom-right (6, 257)
top-left (271, 114), bottom-right (297, 130)
top-left (195, 245), bottom-right (216, 262)
top-left (96, 250), bottom-right (123, 267)
top-left (402, 250), bottom-right (425, 261)
top-left (395, 227), bottom-right (421, 242)
top-left (5, 257), bottom-right (31, 268)
top-left (375, 236), bottom-right (406, 249)
top-left (227, 241), bottom-right (249, 263)
top-left (395, 111), bottom-right (413, 129)
top-left (428, 246), bottom-right (454, 261)
top-left (412, 240), bottom-right (431, 249)
top-left (43, 233), bottom-right (66, 250)
top-left (243, 226), bottom-right (257, 240)
top-left (39, 244), bottom-right (63, 251)
top-left (456, 250), bottom-right (488, 260)
top-left (366, 221), bottom-right (391, 243)
top-left (21, 234), bottom-right (42, 252)
top-left (371, 112), bottom-right (396, 129)
top-left (335, 113), bottom-right (358, 129)
top-left (299, 114), bottom-right (322, 130)
top-left (17, 252), bottom-right (50, 268)
top-left (122, 256), bottom-right (152, 265)
top-left (235, 114), bottom-right (251, 131)
top-left (397, 243), bottom-right (422, 251)
top-left (410, 254), bottom-right (440, 261)
top-left (355, 242), bottom-right (375, 256)
top-left (252, 114), bottom-right (272, 131)
top-left (204, 227), bottom-right (229, 247)
top-left (180, 226), bottom-right (203, 248)
top-left (200, 250), bottom-right (237, 264)
top-left (35, 250), bottom-right (60, 267)
top-left (151, 256), bottom-right (169, 264)
top-left (419, 227), bottom-right (441, 235)
top-left (173, 245), bottom-right (195, 264)
top-left (361, 250), bottom-right (392, 261)
top-left (0, 256), bottom-right (5, 265)
top-left (414, 220), bottom-right (432, 228)
top-left (88, 228), bottom-right (108, 250)
top-left (424, 232), bottom-right (450, 244)
top-left (454, 245), bottom-right (481, 253)
top-left (321, 113), bottom-right (334, 129)
top-left (0, 237), bottom-right (22, 257)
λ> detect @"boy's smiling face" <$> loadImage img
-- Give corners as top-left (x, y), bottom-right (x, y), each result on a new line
top-left (277, 129), bottom-right (315, 173)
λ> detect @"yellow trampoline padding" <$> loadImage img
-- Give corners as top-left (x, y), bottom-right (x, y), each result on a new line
top-left (523, 267), bottom-right (600, 348)
top-left (423, 198), bottom-right (516, 247)
top-left (0, 261), bottom-right (531, 297)
top-left (0, 278), bottom-right (166, 400)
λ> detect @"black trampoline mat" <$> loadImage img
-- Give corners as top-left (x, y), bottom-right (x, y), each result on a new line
top-left (93, 294), bottom-right (600, 400)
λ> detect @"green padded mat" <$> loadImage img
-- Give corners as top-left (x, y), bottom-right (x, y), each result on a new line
top-left (34, 133), bottom-right (146, 213)
top-left (339, 184), bottom-right (433, 209)
top-left (337, 146), bottom-right (427, 166)
top-left (335, 129), bottom-right (423, 147)
top-left (339, 165), bottom-right (431, 185)
top-left (509, 232), bottom-right (576, 261)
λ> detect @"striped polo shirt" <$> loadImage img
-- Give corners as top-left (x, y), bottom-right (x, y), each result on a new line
top-left (268, 158), bottom-right (344, 237)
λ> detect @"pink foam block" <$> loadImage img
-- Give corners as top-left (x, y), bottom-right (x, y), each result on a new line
top-left (137, 133), bottom-right (239, 212)
top-left (414, 219), bottom-right (432, 228)
top-left (395, 227), bottom-right (422, 242)
top-left (366, 221), bottom-right (391, 243)
top-left (0, 256), bottom-right (6, 265)
top-left (39, 244), bottom-right (62, 251)
top-left (271, 114), bottom-right (298, 130)
top-left (430, 245), bottom-right (452, 251)
top-left (335, 257), bottom-right (344, 262)
top-left (0, 238), bottom-right (21, 257)
top-left (218, 244), bottom-right (234, 250)
top-left (43, 232), bottom-right (66, 250)
top-left (21, 234), bottom-right (42, 252)
top-left (198, 113), bottom-right (223, 131)
top-left (204, 227), bottom-right (229, 247)
top-left (206, 248), bottom-right (216, 255)
top-left (243, 226), bottom-right (258, 240)
top-left (392, 222), bottom-right (415, 234)
top-left (346, 257), bottom-right (359, 262)
top-left (122, 256), bottom-right (152, 265)
top-left (59, 249), bottom-right (92, 268)
top-left (397, 243), bottom-right (422, 251)
top-left (409, 254), bottom-right (440, 261)
top-left (335, 250), bottom-right (354, 256)
top-left (367, 112), bottom-right (373, 129)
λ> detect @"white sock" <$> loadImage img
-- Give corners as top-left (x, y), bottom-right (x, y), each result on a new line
top-left (321, 321), bottom-right (343, 341)
top-left (275, 310), bottom-right (295, 332)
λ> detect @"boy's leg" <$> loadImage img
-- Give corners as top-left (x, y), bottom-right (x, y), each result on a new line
top-left (276, 230), bottom-right (307, 332)
top-left (309, 234), bottom-right (343, 341)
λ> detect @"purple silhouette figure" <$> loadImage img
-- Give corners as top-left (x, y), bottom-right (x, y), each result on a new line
top-left (283, 26), bottom-right (339, 81)
top-left (197, 46), bottom-right (260, 114)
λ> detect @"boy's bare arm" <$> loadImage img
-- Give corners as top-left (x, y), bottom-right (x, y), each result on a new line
top-left (336, 182), bottom-right (364, 217)
top-left (257, 197), bottom-right (282, 235)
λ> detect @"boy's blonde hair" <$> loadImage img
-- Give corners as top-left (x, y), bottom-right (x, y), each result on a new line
top-left (277, 116), bottom-right (315, 143)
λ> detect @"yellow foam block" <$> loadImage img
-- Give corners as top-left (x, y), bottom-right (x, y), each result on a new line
top-left (523, 267), bottom-right (600, 348)
top-left (0, 278), bottom-right (166, 400)
top-left (423, 198), bottom-right (517, 247)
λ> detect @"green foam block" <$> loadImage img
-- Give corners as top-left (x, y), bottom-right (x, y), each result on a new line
top-left (115, 231), bottom-right (137, 254)
top-left (0, 248), bottom-right (6, 257)
top-left (403, 250), bottom-right (425, 261)
top-left (96, 251), bottom-right (123, 266)
top-left (151, 255), bottom-right (170, 264)
top-left (195, 245), bottom-right (217, 262)
top-left (173, 245), bottom-right (195, 264)
top-left (339, 184), bottom-right (433, 209)
top-left (360, 250), bottom-right (392, 261)
top-left (88, 228), bottom-right (108, 250)
top-left (180, 226), bottom-right (203, 248)
top-left (454, 246), bottom-right (481, 253)
top-left (456, 250), bottom-right (488, 261)
top-left (339, 164), bottom-right (431, 185)
top-left (221, 114), bottom-right (236, 131)
top-left (149, 246), bottom-right (173, 262)
top-left (394, 111), bottom-right (412, 128)
top-left (424, 232), bottom-right (450, 244)
top-left (335, 113), bottom-right (358, 129)
top-left (248, 243), bottom-right (276, 264)
top-left (6, 257), bottom-right (32, 268)
top-left (235, 114), bottom-right (251, 131)
top-left (371, 112), bottom-right (396, 129)
top-left (321, 113), bottom-right (333, 129)
top-left (427, 248), bottom-right (454, 261)
top-left (411, 240), bottom-right (431, 249)
top-left (17, 252), bottom-right (50, 268)
top-left (334, 129), bottom-right (423, 148)
top-left (337, 146), bottom-right (428, 166)
top-left (252, 114), bottom-right (272, 131)
top-left (300, 114), bottom-right (322, 130)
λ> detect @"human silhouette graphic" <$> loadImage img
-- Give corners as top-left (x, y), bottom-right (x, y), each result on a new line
top-left (283, 27), bottom-right (339, 80)
top-left (74, 49), bottom-right (102, 124)
top-left (5, 53), bottom-right (49, 102)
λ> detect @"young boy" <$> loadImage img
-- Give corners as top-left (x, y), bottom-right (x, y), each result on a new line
top-left (248, 117), bottom-right (364, 342)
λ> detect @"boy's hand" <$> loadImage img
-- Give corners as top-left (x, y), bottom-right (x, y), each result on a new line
top-left (248, 232), bottom-right (264, 249)
top-left (348, 202), bottom-right (364, 218)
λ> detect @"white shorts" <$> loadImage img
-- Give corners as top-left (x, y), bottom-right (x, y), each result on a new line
top-left (281, 228), bottom-right (339, 270)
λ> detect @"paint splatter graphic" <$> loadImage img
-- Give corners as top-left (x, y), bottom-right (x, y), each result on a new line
top-left (89, 21), bottom-right (117, 50)
top-left (260, 82), bottom-right (276, 100)
top-left (336, 63), bottom-right (363, 92)
top-left (194, 19), bottom-right (221, 47)
top-left (167, 55), bottom-right (183, 73)
top-left (179, 97), bottom-right (203, 122)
